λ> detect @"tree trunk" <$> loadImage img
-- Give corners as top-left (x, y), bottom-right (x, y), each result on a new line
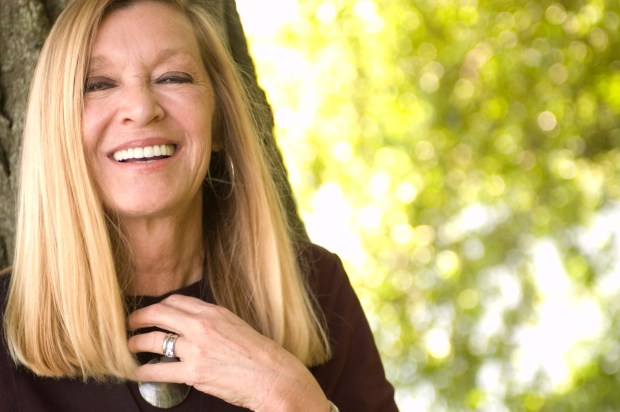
top-left (0, 0), bottom-right (307, 268)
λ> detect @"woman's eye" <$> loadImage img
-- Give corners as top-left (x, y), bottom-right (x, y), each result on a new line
top-left (84, 77), bottom-right (115, 93)
top-left (157, 73), bottom-right (193, 84)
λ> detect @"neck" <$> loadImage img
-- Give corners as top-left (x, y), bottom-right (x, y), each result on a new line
top-left (121, 200), bottom-right (205, 296)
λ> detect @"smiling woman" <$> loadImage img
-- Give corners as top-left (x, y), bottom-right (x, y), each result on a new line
top-left (0, 0), bottom-right (397, 411)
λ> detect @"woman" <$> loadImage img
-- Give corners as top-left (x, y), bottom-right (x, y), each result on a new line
top-left (0, 0), bottom-right (397, 410)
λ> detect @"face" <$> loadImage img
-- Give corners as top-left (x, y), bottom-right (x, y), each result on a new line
top-left (82, 1), bottom-right (218, 220)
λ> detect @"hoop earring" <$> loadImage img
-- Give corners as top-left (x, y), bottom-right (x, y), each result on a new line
top-left (225, 153), bottom-right (235, 184)
top-left (206, 151), bottom-right (235, 199)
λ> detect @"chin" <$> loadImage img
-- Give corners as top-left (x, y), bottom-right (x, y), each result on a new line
top-left (105, 199), bottom-right (173, 219)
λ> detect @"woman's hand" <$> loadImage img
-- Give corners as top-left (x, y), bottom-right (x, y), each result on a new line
top-left (127, 294), bottom-right (330, 411)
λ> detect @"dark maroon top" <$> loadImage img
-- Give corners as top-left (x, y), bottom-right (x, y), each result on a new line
top-left (0, 243), bottom-right (398, 411)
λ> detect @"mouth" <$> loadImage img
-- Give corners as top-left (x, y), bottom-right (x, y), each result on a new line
top-left (112, 144), bottom-right (176, 163)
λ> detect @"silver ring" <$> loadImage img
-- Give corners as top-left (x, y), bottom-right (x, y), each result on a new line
top-left (162, 333), bottom-right (179, 358)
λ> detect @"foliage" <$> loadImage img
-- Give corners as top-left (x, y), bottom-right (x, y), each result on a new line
top-left (243, 0), bottom-right (620, 410)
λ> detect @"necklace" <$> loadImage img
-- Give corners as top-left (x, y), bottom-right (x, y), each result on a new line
top-left (138, 357), bottom-right (191, 408)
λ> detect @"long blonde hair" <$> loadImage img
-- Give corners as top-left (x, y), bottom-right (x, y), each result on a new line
top-left (4, 0), bottom-right (330, 380)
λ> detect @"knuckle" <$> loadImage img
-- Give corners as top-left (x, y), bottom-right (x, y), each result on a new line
top-left (206, 305), bottom-right (231, 324)
top-left (187, 363), bottom-right (206, 386)
top-left (163, 294), bottom-right (182, 305)
top-left (144, 303), bottom-right (164, 318)
top-left (213, 304), bottom-right (231, 317)
top-left (186, 341), bottom-right (203, 358)
top-left (194, 316), bottom-right (214, 333)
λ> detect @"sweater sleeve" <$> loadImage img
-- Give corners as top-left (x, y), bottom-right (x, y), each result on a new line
top-left (305, 244), bottom-right (399, 412)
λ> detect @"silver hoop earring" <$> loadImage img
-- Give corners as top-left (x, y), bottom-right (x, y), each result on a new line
top-left (225, 152), bottom-right (235, 185)
top-left (206, 151), bottom-right (235, 199)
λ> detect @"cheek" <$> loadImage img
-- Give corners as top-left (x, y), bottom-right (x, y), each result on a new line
top-left (82, 104), bottom-right (99, 148)
top-left (179, 103), bottom-right (215, 148)
top-left (82, 101), bottom-right (110, 154)
top-left (184, 88), bottom-right (216, 137)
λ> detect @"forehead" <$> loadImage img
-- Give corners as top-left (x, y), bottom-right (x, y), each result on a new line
top-left (90, 1), bottom-right (201, 66)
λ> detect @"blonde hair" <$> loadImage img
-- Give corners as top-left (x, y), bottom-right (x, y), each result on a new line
top-left (4, 0), bottom-right (330, 381)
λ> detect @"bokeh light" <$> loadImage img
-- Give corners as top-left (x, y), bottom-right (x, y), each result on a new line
top-left (237, 0), bottom-right (620, 410)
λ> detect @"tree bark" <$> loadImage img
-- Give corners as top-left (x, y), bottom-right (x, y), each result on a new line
top-left (0, 0), bottom-right (307, 268)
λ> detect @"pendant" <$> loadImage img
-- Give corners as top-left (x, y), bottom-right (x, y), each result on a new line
top-left (138, 357), bottom-right (191, 408)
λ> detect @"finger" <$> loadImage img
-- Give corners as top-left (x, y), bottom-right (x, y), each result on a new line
top-left (127, 301), bottom-right (189, 333)
top-left (159, 294), bottom-right (225, 318)
top-left (128, 331), bottom-right (185, 358)
top-left (135, 359), bottom-right (192, 386)
top-left (128, 295), bottom-right (241, 334)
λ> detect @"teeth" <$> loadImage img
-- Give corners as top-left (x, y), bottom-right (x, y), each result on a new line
top-left (113, 144), bottom-right (175, 162)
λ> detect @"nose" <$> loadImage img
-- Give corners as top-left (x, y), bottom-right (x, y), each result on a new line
top-left (118, 83), bottom-right (164, 126)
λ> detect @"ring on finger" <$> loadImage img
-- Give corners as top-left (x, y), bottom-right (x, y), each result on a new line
top-left (162, 333), bottom-right (179, 358)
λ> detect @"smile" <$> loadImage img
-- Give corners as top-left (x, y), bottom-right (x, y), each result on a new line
top-left (112, 144), bottom-right (176, 162)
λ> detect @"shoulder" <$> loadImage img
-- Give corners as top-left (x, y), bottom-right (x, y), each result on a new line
top-left (295, 242), bottom-right (364, 333)
top-left (296, 241), bottom-right (342, 269)
top-left (297, 243), bottom-right (399, 410)
top-left (296, 242), bottom-right (350, 296)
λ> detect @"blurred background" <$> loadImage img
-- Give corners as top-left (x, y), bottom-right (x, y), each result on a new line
top-left (237, 0), bottom-right (620, 410)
